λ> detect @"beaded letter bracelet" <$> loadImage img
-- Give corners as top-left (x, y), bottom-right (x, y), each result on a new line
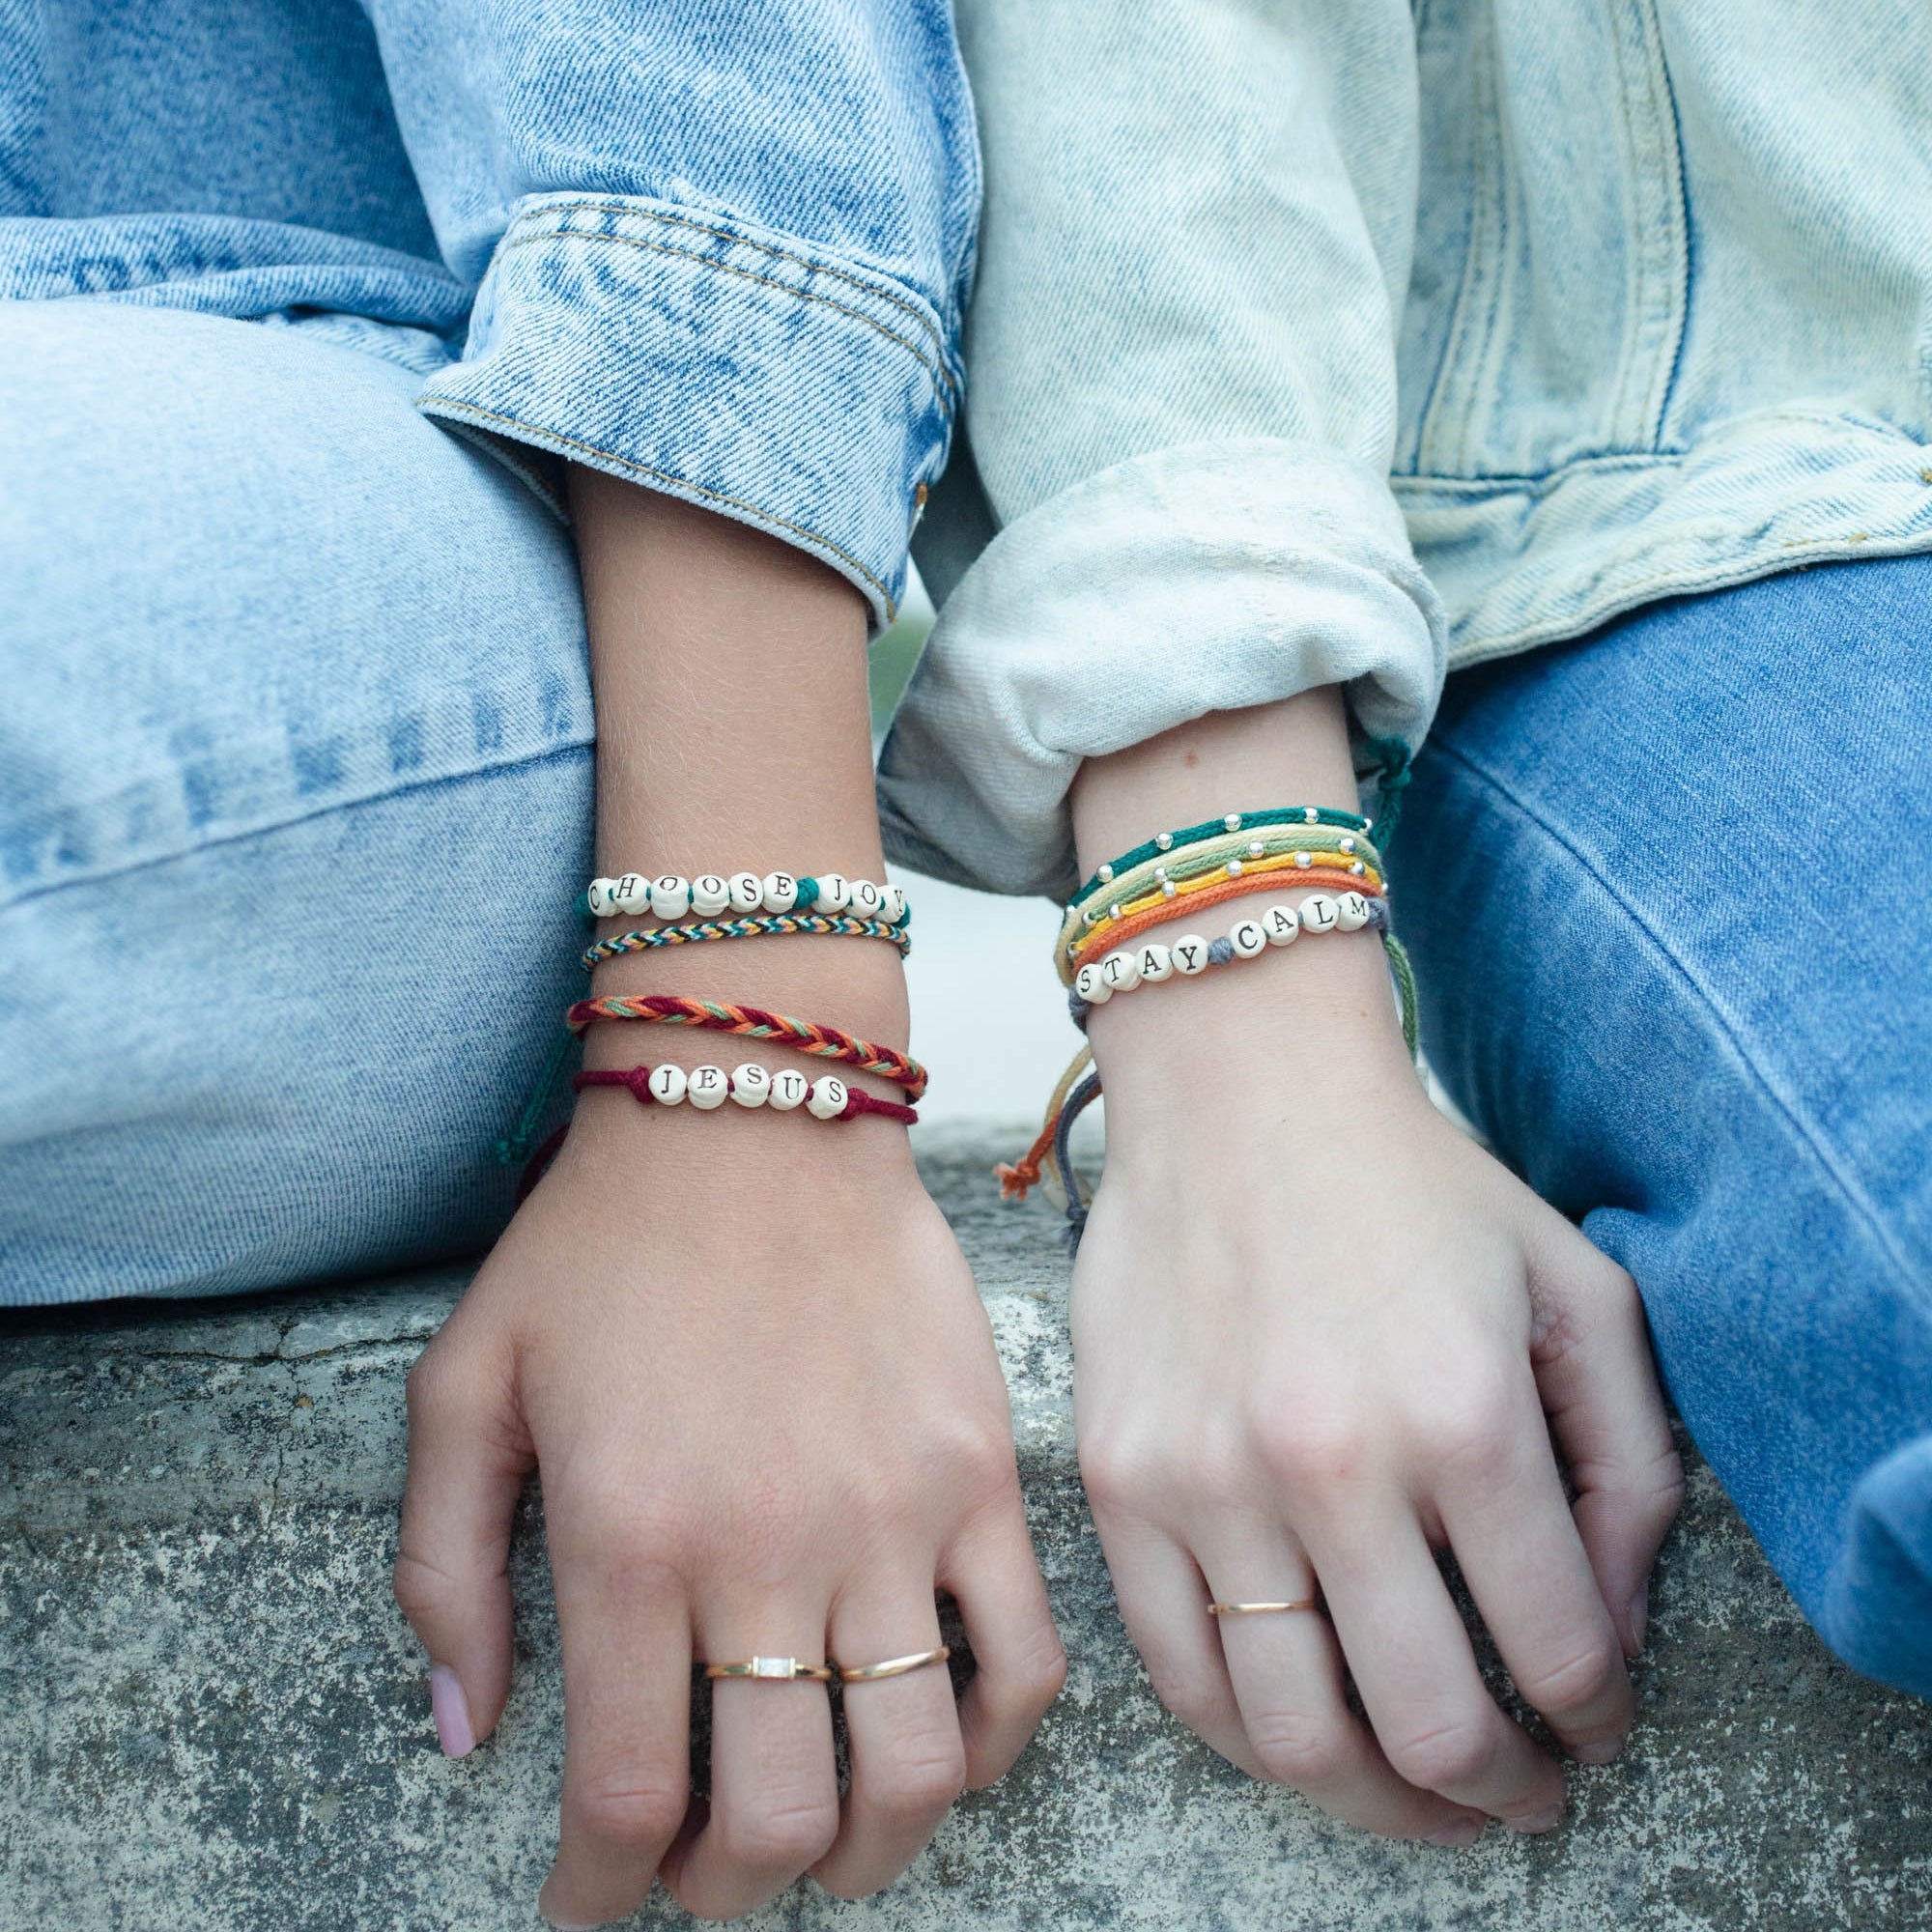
top-left (587, 870), bottom-right (908, 925)
top-left (574, 1064), bottom-right (918, 1124)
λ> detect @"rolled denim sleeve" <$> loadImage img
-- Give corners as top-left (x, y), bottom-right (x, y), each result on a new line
top-left (363, 0), bottom-right (977, 626)
top-left (877, 0), bottom-right (1446, 896)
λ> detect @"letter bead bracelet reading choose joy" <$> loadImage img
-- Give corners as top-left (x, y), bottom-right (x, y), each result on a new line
top-left (1000, 809), bottom-right (1421, 1234)
top-left (503, 867), bottom-right (922, 1195)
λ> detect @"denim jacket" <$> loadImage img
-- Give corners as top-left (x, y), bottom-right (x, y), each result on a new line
top-left (0, 0), bottom-right (977, 629)
top-left (878, 0), bottom-right (1932, 898)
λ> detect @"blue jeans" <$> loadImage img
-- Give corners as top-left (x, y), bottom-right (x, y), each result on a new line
top-left (0, 299), bottom-right (594, 1300)
top-left (1399, 554), bottom-right (1932, 1701)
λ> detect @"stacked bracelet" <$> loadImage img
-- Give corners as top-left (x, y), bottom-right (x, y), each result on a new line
top-left (582, 913), bottom-right (911, 972)
top-left (1070, 892), bottom-right (1387, 1019)
top-left (574, 1064), bottom-right (917, 1124)
top-left (1066, 807), bottom-right (1371, 909)
top-left (587, 870), bottom-right (907, 926)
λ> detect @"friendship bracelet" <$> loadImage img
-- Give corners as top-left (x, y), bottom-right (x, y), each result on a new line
top-left (1065, 867), bottom-right (1381, 981)
top-left (1070, 893), bottom-right (1389, 1017)
top-left (1067, 808), bottom-right (1371, 912)
top-left (581, 913), bottom-right (911, 972)
top-left (1060, 830), bottom-right (1382, 960)
top-left (574, 1064), bottom-right (919, 1124)
top-left (566, 994), bottom-right (928, 1101)
top-left (586, 870), bottom-right (908, 925)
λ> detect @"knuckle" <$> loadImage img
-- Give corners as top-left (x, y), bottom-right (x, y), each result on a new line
top-left (868, 1729), bottom-right (968, 1822)
top-left (1150, 1668), bottom-right (1225, 1739)
top-left (1008, 1619), bottom-right (1070, 1707)
top-left (389, 1547), bottom-right (459, 1624)
top-left (1384, 1718), bottom-right (1499, 1792)
top-left (1418, 1403), bottom-right (1518, 1487)
top-left (1077, 1430), bottom-right (1157, 1515)
top-left (1517, 1640), bottom-right (1625, 1719)
top-left (403, 1346), bottom-right (466, 1428)
top-left (1247, 1710), bottom-right (1356, 1791)
top-left (717, 1794), bottom-right (840, 1871)
top-left (574, 1774), bottom-right (688, 1851)
top-left (1251, 1407), bottom-right (1372, 1495)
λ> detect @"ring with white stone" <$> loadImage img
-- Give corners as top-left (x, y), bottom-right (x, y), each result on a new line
top-left (703, 1657), bottom-right (837, 1683)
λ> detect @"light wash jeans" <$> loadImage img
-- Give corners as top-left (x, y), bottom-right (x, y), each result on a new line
top-left (1400, 554), bottom-right (1932, 1701)
top-left (0, 299), bottom-right (594, 1299)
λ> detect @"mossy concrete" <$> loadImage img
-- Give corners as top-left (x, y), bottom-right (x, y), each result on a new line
top-left (3, 1131), bottom-right (1929, 1930)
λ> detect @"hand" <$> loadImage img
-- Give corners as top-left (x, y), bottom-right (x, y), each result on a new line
top-left (393, 1106), bottom-right (1065, 1924)
top-left (1069, 947), bottom-right (1683, 1842)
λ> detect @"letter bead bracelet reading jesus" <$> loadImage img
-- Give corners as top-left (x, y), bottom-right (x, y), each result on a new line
top-left (1002, 810), bottom-right (1420, 1231)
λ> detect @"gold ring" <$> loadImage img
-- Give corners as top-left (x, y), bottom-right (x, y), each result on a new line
top-left (835, 1645), bottom-right (952, 1685)
top-left (1208, 1600), bottom-right (1321, 1616)
top-left (702, 1656), bottom-right (836, 1683)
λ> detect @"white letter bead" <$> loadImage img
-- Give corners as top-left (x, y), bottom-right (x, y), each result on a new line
top-left (768, 1068), bottom-right (809, 1111)
top-left (815, 872), bottom-right (852, 914)
top-left (1073, 962), bottom-right (1112, 1006)
top-left (585, 877), bottom-right (616, 918)
top-left (806, 1074), bottom-right (848, 1120)
top-left (727, 871), bottom-right (764, 914)
top-left (690, 874), bottom-right (731, 916)
top-left (881, 884), bottom-right (907, 923)
top-left (1099, 949), bottom-right (1142, 992)
top-left (849, 878), bottom-right (885, 918)
top-left (760, 870), bottom-right (799, 914)
top-left (1300, 894), bottom-right (1341, 934)
top-left (1170, 934), bottom-right (1210, 976)
top-left (611, 871), bottom-right (652, 915)
top-left (686, 1065), bottom-right (729, 1110)
top-left (1137, 942), bottom-right (1174, 981)
top-left (1335, 891), bottom-right (1372, 931)
top-left (729, 1063), bottom-right (771, 1107)
top-left (1230, 919), bottom-right (1268, 958)
top-left (649, 875), bottom-right (692, 921)
top-left (1264, 904), bottom-right (1301, 946)
top-left (646, 1064), bottom-right (688, 1105)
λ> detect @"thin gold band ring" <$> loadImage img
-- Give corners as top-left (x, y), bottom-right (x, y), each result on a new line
top-left (1208, 1599), bottom-right (1321, 1617)
top-left (835, 1645), bottom-right (952, 1685)
top-left (702, 1656), bottom-right (837, 1683)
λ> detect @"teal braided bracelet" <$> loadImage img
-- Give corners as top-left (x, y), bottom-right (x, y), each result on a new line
top-left (1066, 807), bottom-right (1371, 913)
top-left (581, 912), bottom-right (911, 972)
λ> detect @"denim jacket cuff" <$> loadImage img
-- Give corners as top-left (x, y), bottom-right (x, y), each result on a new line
top-left (414, 192), bottom-right (960, 628)
top-left (876, 439), bottom-right (1446, 898)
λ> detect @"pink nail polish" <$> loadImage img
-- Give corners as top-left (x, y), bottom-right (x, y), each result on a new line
top-left (430, 1665), bottom-right (475, 1758)
top-left (1429, 1817), bottom-right (1485, 1848)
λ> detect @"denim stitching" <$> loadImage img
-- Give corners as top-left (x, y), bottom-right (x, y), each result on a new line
top-left (1430, 732), bottom-right (1932, 1306)
top-left (515, 199), bottom-right (956, 395)
top-left (496, 228), bottom-right (953, 419)
top-left (417, 397), bottom-right (898, 618)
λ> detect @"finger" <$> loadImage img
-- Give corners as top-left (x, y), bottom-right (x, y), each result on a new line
top-left (813, 1581), bottom-right (962, 1899)
top-left (1309, 1511), bottom-right (1567, 1829)
top-left (1089, 1515), bottom-right (1264, 1778)
top-left (659, 1599), bottom-right (839, 1922)
top-left (1200, 1532), bottom-right (1485, 1842)
top-left (1524, 1209), bottom-right (1686, 1655)
top-left (536, 1541), bottom-right (691, 1929)
top-left (1435, 1367), bottom-right (1635, 1764)
top-left (392, 1336), bottom-right (534, 1756)
top-left (936, 1504), bottom-right (1065, 1788)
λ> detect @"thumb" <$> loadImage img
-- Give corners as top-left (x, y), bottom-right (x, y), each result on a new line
top-left (1521, 1207), bottom-right (1686, 1657)
top-left (393, 1330), bottom-right (534, 1755)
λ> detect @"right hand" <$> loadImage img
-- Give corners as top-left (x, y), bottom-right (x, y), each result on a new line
top-left (1068, 923), bottom-right (1683, 1844)
top-left (393, 1100), bottom-right (1065, 1925)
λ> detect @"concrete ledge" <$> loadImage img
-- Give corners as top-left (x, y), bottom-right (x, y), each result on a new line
top-left (3, 1132), bottom-right (1929, 1929)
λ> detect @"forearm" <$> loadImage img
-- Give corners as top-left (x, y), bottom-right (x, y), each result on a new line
top-left (569, 468), bottom-right (909, 1076)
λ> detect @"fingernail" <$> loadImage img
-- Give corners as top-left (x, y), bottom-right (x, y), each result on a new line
top-left (1573, 1737), bottom-right (1622, 1766)
top-left (429, 1664), bottom-right (475, 1759)
top-left (1507, 1806), bottom-right (1563, 1834)
top-left (1429, 1816), bottom-right (1485, 1848)
top-left (1627, 1585), bottom-right (1649, 1654)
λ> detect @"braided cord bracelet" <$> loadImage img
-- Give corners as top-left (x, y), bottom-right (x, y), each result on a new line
top-left (567, 994), bottom-right (928, 1101)
top-left (582, 913), bottom-right (910, 972)
top-left (1067, 824), bottom-right (1382, 929)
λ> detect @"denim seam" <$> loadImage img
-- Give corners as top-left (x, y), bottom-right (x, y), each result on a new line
top-left (496, 228), bottom-right (953, 420)
top-left (0, 740), bottom-right (591, 921)
top-left (416, 397), bottom-right (898, 618)
top-left (1430, 732), bottom-right (1932, 1310)
top-left (512, 199), bottom-right (956, 396)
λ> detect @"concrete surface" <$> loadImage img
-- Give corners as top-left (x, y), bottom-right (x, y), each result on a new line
top-left (3, 1129), bottom-right (1930, 1931)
